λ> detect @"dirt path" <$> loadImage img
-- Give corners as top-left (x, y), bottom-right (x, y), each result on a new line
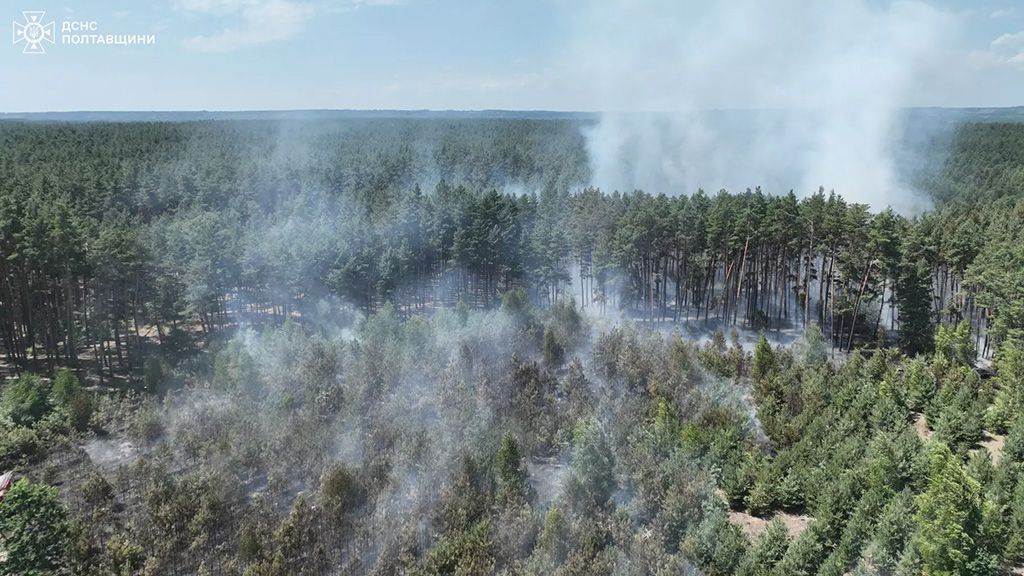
top-left (912, 413), bottom-right (933, 441)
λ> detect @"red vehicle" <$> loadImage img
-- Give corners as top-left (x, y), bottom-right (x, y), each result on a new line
top-left (0, 471), bottom-right (13, 502)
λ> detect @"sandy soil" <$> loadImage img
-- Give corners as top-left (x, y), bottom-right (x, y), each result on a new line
top-left (973, 432), bottom-right (1006, 465)
top-left (912, 413), bottom-right (933, 441)
top-left (728, 509), bottom-right (812, 541)
top-left (914, 412), bottom-right (1006, 464)
top-left (715, 488), bottom-right (812, 541)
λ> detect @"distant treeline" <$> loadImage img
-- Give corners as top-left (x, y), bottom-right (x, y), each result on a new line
top-left (0, 119), bottom-right (1022, 378)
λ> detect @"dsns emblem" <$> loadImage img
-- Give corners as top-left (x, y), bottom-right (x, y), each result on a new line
top-left (13, 11), bottom-right (55, 54)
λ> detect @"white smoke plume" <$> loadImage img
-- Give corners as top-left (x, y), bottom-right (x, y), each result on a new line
top-left (572, 0), bottom-right (954, 213)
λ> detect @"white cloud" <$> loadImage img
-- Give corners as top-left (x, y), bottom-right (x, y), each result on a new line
top-left (176, 0), bottom-right (255, 15)
top-left (178, 0), bottom-right (315, 52)
top-left (177, 0), bottom-right (408, 52)
top-left (372, 71), bottom-right (547, 100)
top-left (992, 30), bottom-right (1024, 49)
top-left (329, 0), bottom-right (408, 9)
top-left (975, 30), bottom-right (1024, 68)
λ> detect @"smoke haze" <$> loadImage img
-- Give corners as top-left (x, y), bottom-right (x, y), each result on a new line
top-left (574, 0), bottom-right (954, 212)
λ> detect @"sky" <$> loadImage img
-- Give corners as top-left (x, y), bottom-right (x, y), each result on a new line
top-left (1, 0), bottom-right (1023, 112)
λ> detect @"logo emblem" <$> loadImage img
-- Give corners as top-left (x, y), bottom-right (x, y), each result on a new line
top-left (12, 11), bottom-right (54, 54)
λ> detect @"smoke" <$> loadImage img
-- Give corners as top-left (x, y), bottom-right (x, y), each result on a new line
top-left (573, 0), bottom-right (953, 212)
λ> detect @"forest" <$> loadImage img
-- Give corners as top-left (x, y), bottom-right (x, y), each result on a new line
top-left (1, 116), bottom-right (1024, 576)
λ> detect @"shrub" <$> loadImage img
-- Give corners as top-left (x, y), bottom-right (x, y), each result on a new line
top-left (50, 368), bottom-right (80, 408)
top-left (81, 471), bottom-right (115, 507)
top-left (0, 426), bottom-right (43, 467)
top-left (105, 535), bottom-right (145, 575)
top-left (543, 326), bottom-right (565, 366)
top-left (67, 391), bottom-right (94, 432)
top-left (423, 520), bottom-right (495, 576)
top-left (0, 479), bottom-right (73, 576)
top-left (1, 374), bottom-right (52, 427)
top-left (320, 464), bottom-right (363, 518)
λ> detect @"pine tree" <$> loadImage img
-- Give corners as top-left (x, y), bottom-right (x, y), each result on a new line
top-left (896, 228), bottom-right (934, 355)
top-left (752, 334), bottom-right (777, 383)
top-left (495, 433), bottom-right (529, 503)
top-left (913, 442), bottom-right (989, 575)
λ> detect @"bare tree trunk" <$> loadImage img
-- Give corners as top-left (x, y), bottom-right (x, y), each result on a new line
top-left (847, 259), bottom-right (874, 352)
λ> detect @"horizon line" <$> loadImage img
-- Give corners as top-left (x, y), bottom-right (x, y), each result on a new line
top-left (3, 105), bottom-right (1024, 115)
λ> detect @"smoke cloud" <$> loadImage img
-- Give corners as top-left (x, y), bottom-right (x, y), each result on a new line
top-left (572, 0), bottom-right (953, 212)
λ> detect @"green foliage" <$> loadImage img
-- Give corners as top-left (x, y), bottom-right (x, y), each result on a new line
top-left (49, 369), bottom-right (79, 408)
top-left (862, 491), bottom-right (917, 574)
top-left (549, 297), bottom-right (583, 344)
top-left (904, 357), bottom-right (937, 412)
top-left (567, 419), bottom-right (616, 511)
top-left (47, 369), bottom-right (92, 432)
top-left (438, 457), bottom-right (491, 535)
top-left (495, 434), bottom-right (529, 502)
top-left (657, 466), bottom-right (716, 552)
top-left (65, 391), bottom-right (93, 433)
top-left (142, 357), bottom-right (166, 393)
top-left (933, 321), bottom-right (976, 367)
top-left (893, 542), bottom-right (923, 576)
top-left (751, 335), bottom-right (777, 384)
top-left (913, 442), bottom-right (990, 576)
top-left (866, 428), bottom-right (923, 493)
top-left (987, 342), bottom-right (1024, 433)
top-left (213, 339), bottom-right (261, 391)
top-left (0, 119), bottom-right (1018, 374)
top-left (105, 535), bottom-right (145, 576)
top-left (932, 385), bottom-right (983, 455)
top-left (238, 521), bottom-right (262, 563)
top-left (422, 520), bottom-right (494, 576)
top-left (777, 522), bottom-right (826, 576)
top-left (963, 200), bottom-right (1024, 345)
top-left (0, 426), bottom-right (42, 467)
top-left (0, 120), bottom-right (1021, 575)
top-left (542, 326), bottom-right (564, 367)
top-left (500, 288), bottom-right (532, 320)
top-left (80, 471), bottom-right (114, 508)
top-left (722, 451), bottom-right (759, 510)
top-left (1004, 476), bottom-right (1024, 564)
top-left (527, 507), bottom-right (569, 572)
top-left (932, 122), bottom-right (1024, 204)
top-left (740, 517), bottom-right (789, 576)
top-left (682, 501), bottom-right (747, 576)
top-left (745, 463), bottom-right (781, 517)
top-left (267, 495), bottom-right (321, 575)
top-left (1, 374), bottom-right (52, 427)
top-left (319, 464), bottom-right (362, 519)
top-left (0, 479), bottom-right (73, 576)
top-left (896, 229), bottom-right (935, 355)
top-left (1005, 415), bottom-right (1024, 464)
top-left (797, 323), bottom-right (828, 366)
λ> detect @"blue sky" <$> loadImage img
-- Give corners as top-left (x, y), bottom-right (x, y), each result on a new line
top-left (1, 0), bottom-right (1023, 112)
